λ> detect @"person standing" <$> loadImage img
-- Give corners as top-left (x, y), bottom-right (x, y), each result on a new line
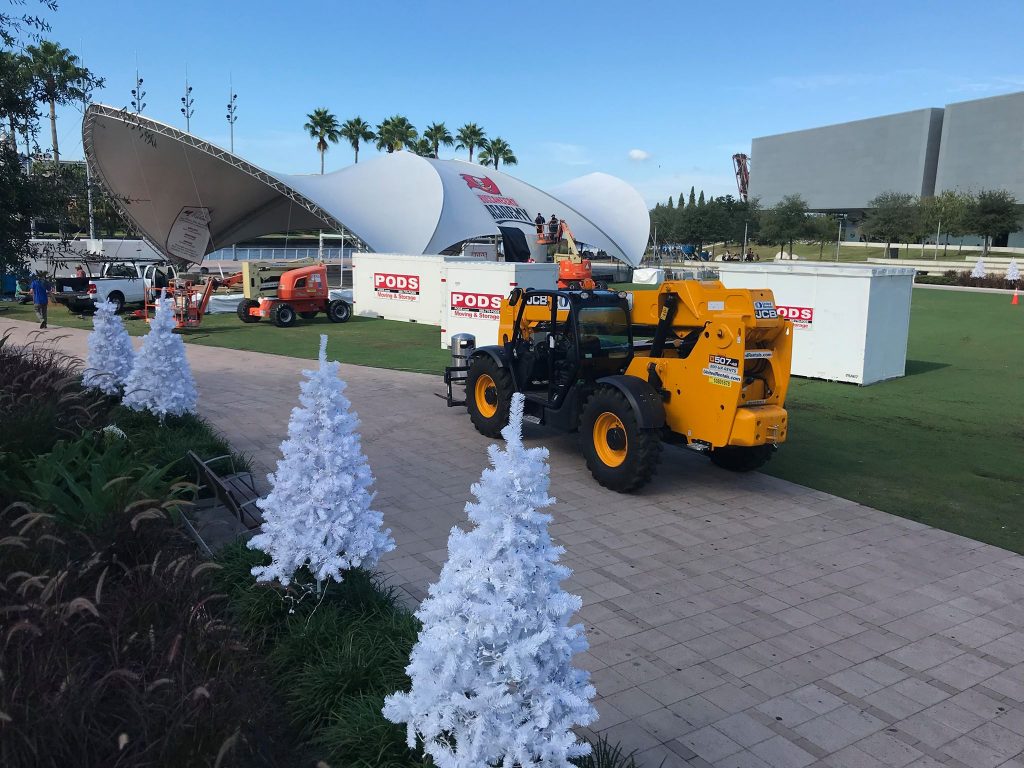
top-left (548, 214), bottom-right (559, 240)
top-left (30, 272), bottom-right (49, 329)
top-left (535, 213), bottom-right (545, 238)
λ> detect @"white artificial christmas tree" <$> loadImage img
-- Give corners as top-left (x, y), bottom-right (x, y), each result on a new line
top-left (1007, 258), bottom-right (1020, 283)
top-left (82, 299), bottom-right (135, 396)
top-left (122, 289), bottom-right (197, 420)
top-left (383, 393), bottom-right (596, 768)
top-left (971, 257), bottom-right (987, 278)
top-left (248, 335), bottom-right (394, 587)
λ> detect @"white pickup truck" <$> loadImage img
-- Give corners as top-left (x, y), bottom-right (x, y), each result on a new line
top-left (54, 261), bottom-right (179, 313)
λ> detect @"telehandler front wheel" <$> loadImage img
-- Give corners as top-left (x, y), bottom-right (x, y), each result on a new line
top-left (236, 298), bottom-right (260, 323)
top-left (327, 299), bottom-right (351, 323)
top-left (709, 444), bottom-right (774, 472)
top-left (270, 302), bottom-right (296, 328)
top-left (466, 356), bottom-right (514, 438)
top-left (581, 388), bottom-right (662, 493)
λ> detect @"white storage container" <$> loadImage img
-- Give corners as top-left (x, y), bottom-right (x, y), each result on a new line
top-left (716, 262), bottom-right (915, 385)
top-left (352, 253), bottom-right (448, 324)
top-left (441, 262), bottom-right (558, 349)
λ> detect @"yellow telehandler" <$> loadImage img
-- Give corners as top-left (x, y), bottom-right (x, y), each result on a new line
top-left (445, 281), bottom-right (793, 492)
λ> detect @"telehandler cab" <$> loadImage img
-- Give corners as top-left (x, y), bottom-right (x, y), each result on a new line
top-left (446, 281), bottom-right (793, 492)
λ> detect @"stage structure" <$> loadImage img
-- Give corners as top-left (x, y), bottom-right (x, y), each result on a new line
top-left (83, 104), bottom-right (649, 266)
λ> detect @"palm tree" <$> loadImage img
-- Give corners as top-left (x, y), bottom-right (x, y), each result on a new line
top-left (409, 137), bottom-right (434, 157)
top-left (374, 115), bottom-right (417, 153)
top-left (340, 116), bottom-right (375, 164)
top-left (455, 123), bottom-right (486, 163)
top-left (422, 121), bottom-right (453, 159)
top-left (304, 108), bottom-right (341, 173)
top-left (25, 41), bottom-right (102, 166)
top-left (477, 137), bottom-right (517, 170)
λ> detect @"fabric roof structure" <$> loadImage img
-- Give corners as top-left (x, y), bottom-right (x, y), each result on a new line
top-left (83, 104), bottom-right (650, 266)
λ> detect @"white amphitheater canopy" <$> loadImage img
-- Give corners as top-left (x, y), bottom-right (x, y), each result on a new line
top-left (83, 104), bottom-right (650, 266)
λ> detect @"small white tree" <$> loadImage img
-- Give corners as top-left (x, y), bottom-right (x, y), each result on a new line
top-left (383, 393), bottom-right (596, 768)
top-left (83, 299), bottom-right (135, 396)
top-left (122, 289), bottom-right (197, 420)
top-left (248, 335), bottom-right (395, 587)
top-left (971, 257), bottom-right (987, 278)
top-left (1007, 258), bottom-right (1020, 283)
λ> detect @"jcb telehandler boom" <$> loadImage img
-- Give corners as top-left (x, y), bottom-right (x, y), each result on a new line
top-left (447, 281), bottom-right (793, 492)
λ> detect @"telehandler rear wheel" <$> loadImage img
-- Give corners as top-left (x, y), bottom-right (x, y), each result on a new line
top-left (709, 444), bottom-right (773, 472)
top-left (466, 356), bottom-right (513, 438)
top-left (581, 387), bottom-right (662, 492)
top-left (327, 299), bottom-right (351, 323)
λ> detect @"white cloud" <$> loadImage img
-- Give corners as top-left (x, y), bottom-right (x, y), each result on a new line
top-left (628, 148), bottom-right (651, 162)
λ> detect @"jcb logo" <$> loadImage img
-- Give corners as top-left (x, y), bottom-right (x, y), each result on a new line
top-left (753, 299), bottom-right (778, 320)
top-left (776, 305), bottom-right (814, 323)
top-left (374, 273), bottom-right (420, 292)
top-left (525, 294), bottom-right (570, 310)
top-left (451, 292), bottom-right (502, 311)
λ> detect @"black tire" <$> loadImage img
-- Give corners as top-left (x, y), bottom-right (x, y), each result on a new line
top-left (465, 355), bottom-right (514, 438)
top-left (580, 387), bottom-right (662, 493)
top-left (709, 445), bottom-right (773, 472)
top-left (270, 302), bottom-right (296, 328)
top-left (327, 299), bottom-right (351, 323)
top-left (299, 311), bottom-right (319, 320)
top-left (107, 292), bottom-right (125, 313)
top-left (237, 298), bottom-right (261, 323)
top-left (567, 280), bottom-right (582, 290)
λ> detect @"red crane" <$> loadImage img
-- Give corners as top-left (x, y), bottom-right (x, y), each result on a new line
top-left (732, 153), bottom-right (750, 202)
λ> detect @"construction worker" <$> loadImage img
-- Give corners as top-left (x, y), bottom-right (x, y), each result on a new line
top-left (535, 213), bottom-right (545, 238)
top-left (548, 214), bottom-right (559, 240)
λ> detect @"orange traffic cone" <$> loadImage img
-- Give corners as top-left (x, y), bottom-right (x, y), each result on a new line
top-left (1013, 288), bottom-right (1020, 306)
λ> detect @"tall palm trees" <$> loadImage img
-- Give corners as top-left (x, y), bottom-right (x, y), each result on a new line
top-left (477, 137), bottom-right (517, 170)
top-left (304, 108), bottom-right (341, 174)
top-left (455, 123), bottom-right (486, 163)
top-left (375, 115), bottom-right (417, 153)
top-left (25, 41), bottom-right (101, 166)
top-left (409, 138), bottom-right (434, 157)
top-left (339, 116), bottom-right (375, 164)
top-left (423, 122), bottom-right (453, 159)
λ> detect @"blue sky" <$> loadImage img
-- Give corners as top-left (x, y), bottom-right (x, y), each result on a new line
top-left (43, 0), bottom-right (1024, 206)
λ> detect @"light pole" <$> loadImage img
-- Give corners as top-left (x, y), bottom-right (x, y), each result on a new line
top-left (834, 214), bottom-right (846, 262)
top-left (131, 70), bottom-right (145, 115)
top-left (180, 68), bottom-right (194, 132)
top-left (226, 81), bottom-right (238, 260)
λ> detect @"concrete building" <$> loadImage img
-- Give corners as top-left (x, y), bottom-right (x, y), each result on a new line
top-left (748, 91), bottom-right (1024, 246)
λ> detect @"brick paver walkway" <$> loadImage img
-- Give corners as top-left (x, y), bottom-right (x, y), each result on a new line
top-left (8, 317), bottom-right (1024, 768)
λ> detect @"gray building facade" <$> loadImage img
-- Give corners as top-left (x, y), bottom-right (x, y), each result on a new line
top-left (934, 92), bottom-right (1024, 197)
top-left (749, 108), bottom-right (944, 210)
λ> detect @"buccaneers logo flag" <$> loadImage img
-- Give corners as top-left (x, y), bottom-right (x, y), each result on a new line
top-left (460, 174), bottom-right (501, 195)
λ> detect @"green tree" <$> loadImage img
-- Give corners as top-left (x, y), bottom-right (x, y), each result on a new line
top-left (303, 108), bottom-right (341, 174)
top-left (409, 137), bottom-right (434, 157)
top-left (666, 195), bottom-right (673, 209)
top-left (423, 121), bottom-right (453, 159)
top-left (477, 137), bottom-right (517, 170)
top-left (687, 186), bottom-right (696, 208)
top-left (455, 122), bottom-right (486, 163)
top-left (758, 194), bottom-right (810, 256)
top-left (862, 191), bottom-right (920, 256)
top-left (339, 116), bottom-right (374, 164)
top-left (0, 51), bottom-right (34, 146)
top-left (808, 214), bottom-right (838, 260)
top-left (25, 40), bottom-right (101, 167)
top-left (697, 190), bottom-right (705, 207)
top-left (375, 115), bottom-right (417, 153)
top-left (966, 189), bottom-right (1020, 256)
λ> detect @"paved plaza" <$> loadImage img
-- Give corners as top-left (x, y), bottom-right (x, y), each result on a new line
top-left (8, 318), bottom-right (1024, 768)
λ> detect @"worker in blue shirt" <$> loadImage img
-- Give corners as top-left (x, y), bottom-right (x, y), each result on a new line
top-left (30, 272), bottom-right (48, 328)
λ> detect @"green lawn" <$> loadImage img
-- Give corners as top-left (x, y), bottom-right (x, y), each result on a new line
top-left (0, 303), bottom-right (450, 374)
top-left (4, 289), bottom-right (1023, 552)
top-left (654, 242), bottom-right (986, 264)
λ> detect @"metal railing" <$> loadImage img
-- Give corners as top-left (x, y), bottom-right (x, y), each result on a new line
top-left (205, 246), bottom-right (355, 262)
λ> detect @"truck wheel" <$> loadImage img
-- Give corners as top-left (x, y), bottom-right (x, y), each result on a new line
top-left (299, 311), bottom-right (319, 320)
top-left (709, 445), bottom-right (773, 472)
top-left (270, 302), bottom-right (296, 328)
top-left (237, 299), bottom-right (260, 323)
top-left (581, 387), bottom-right (662, 492)
top-left (327, 299), bottom-right (351, 323)
top-left (107, 292), bottom-right (125, 313)
top-left (466, 356), bottom-right (513, 438)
